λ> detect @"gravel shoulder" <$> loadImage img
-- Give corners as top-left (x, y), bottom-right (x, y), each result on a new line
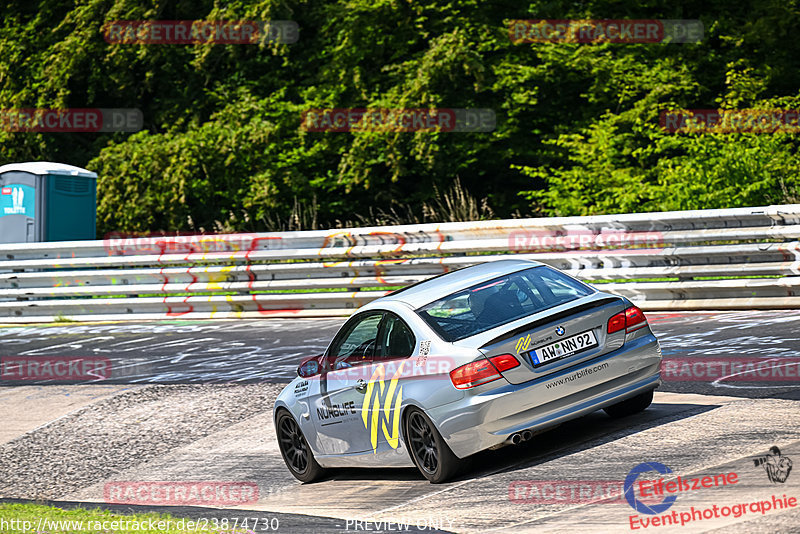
top-left (0, 383), bottom-right (285, 500)
top-left (0, 385), bottom-right (136, 445)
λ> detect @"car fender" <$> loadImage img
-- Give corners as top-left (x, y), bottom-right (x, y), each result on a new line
top-left (274, 380), bottom-right (325, 456)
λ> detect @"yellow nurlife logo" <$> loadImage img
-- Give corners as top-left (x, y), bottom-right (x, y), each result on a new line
top-left (515, 334), bottom-right (532, 353)
top-left (361, 362), bottom-right (404, 452)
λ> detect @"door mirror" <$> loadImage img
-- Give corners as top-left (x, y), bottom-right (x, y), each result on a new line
top-left (297, 355), bottom-right (323, 378)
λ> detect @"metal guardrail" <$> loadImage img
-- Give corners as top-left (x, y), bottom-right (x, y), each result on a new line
top-left (0, 204), bottom-right (799, 322)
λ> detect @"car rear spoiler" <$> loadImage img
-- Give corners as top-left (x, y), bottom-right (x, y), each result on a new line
top-left (479, 296), bottom-right (624, 349)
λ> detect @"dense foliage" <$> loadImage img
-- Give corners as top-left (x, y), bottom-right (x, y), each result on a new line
top-left (0, 0), bottom-right (798, 234)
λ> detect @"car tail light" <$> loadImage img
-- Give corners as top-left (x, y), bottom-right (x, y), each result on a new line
top-left (625, 306), bottom-right (647, 332)
top-left (450, 360), bottom-right (499, 389)
top-left (607, 312), bottom-right (626, 334)
top-left (607, 305), bottom-right (648, 335)
top-left (449, 354), bottom-right (520, 389)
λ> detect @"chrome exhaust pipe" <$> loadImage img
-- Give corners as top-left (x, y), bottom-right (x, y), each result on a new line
top-left (510, 433), bottom-right (522, 445)
top-left (521, 430), bottom-right (533, 441)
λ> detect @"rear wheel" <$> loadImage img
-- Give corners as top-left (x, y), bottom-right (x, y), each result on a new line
top-left (405, 408), bottom-right (462, 484)
top-left (276, 410), bottom-right (325, 483)
top-left (604, 389), bottom-right (654, 418)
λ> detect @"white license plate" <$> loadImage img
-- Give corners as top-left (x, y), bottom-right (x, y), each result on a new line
top-left (530, 330), bottom-right (598, 365)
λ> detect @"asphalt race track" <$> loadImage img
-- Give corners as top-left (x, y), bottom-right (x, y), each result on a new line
top-left (1, 311), bottom-right (800, 533)
top-left (1, 311), bottom-right (800, 399)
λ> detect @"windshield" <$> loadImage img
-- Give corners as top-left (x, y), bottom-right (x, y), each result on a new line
top-left (416, 265), bottom-right (594, 342)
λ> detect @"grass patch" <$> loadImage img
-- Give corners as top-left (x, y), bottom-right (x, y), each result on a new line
top-left (0, 503), bottom-right (250, 533)
top-left (589, 277), bottom-right (678, 283)
top-left (589, 275), bottom-right (783, 284)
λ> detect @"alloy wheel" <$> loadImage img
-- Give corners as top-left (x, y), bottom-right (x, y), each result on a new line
top-left (278, 415), bottom-right (309, 473)
top-left (408, 411), bottom-right (439, 474)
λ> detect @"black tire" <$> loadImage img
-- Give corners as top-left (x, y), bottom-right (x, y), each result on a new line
top-left (604, 389), bottom-right (654, 418)
top-left (276, 410), bottom-right (326, 483)
top-left (404, 407), bottom-right (462, 484)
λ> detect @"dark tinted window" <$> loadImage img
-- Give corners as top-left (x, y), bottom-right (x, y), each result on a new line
top-left (326, 313), bottom-right (382, 370)
top-left (417, 266), bottom-right (593, 342)
top-left (376, 313), bottom-right (416, 359)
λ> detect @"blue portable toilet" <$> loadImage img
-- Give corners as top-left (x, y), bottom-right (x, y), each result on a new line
top-left (0, 162), bottom-right (98, 243)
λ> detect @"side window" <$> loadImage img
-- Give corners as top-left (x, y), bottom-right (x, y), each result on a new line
top-left (327, 313), bottom-right (382, 370)
top-left (376, 313), bottom-right (416, 360)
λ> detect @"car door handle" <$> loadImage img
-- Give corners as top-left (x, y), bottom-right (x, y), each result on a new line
top-left (355, 379), bottom-right (367, 393)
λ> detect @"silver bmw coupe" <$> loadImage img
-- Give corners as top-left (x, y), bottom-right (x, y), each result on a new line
top-left (274, 259), bottom-right (662, 483)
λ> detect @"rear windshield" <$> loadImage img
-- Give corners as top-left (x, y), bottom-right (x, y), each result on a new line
top-left (416, 266), bottom-right (594, 342)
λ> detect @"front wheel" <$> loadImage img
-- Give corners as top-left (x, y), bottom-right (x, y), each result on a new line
top-left (604, 389), bottom-right (654, 418)
top-left (405, 408), bottom-right (462, 484)
top-left (276, 410), bottom-right (326, 483)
